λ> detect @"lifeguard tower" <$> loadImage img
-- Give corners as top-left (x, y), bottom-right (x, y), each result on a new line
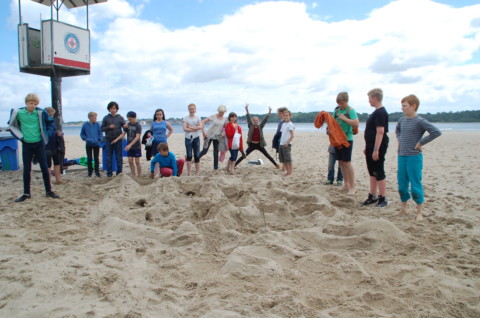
top-left (17, 0), bottom-right (107, 130)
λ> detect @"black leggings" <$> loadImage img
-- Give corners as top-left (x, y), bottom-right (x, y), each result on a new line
top-left (235, 143), bottom-right (277, 167)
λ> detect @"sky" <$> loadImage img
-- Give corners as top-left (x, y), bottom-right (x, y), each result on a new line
top-left (1, 0), bottom-right (479, 123)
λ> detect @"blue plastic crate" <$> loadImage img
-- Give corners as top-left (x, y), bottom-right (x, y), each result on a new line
top-left (0, 136), bottom-right (19, 171)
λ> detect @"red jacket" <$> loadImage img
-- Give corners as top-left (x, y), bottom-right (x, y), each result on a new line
top-left (314, 111), bottom-right (350, 149)
top-left (225, 122), bottom-right (243, 151)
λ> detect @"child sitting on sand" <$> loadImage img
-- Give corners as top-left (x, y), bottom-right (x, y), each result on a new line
top-left (396, 94), bottom-right (441, 221)
top-left (150, 142), bottom-right (185, 178)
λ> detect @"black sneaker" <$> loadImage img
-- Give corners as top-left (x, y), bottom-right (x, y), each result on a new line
top-left (46, 191), bottom-right (60, 199)
top-left (88, 172), bottom-right (92, 177)
top-left (361, 193), bottom-right (378, 206)
top-left (15, 194), bottom-right (31, 202)
top-left (95, 172), bottom-right (102, 178)
top-left (376, 196), bottom-right (389, 208)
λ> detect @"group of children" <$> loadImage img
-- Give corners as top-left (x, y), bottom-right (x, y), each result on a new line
top-left (10, 90), bottom-right (441, 220)
top-left (79, 103), bottom-right (182, 179)
top-left (76, 102), bottom-right (291, 180)
top-left (321, 88), bottom-right (441, 221)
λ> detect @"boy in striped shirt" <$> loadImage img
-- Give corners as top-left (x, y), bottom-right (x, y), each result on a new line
top-left (396, 94), bottom-right (441, 221)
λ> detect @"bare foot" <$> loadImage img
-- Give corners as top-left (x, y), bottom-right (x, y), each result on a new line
top-left (347, 188), bottom-right (356, 195)
top-left (416, 213), bottom-right (424, 221)
top-left (339, 186), bottom-right (348, 192)
top-left (394, 209), bottom-right (409, 216)
top-left (55, 180), bottom-right (68, 184)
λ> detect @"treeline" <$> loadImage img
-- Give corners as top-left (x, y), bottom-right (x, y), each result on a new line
top-left (64, 109), bottom-right (480, 125)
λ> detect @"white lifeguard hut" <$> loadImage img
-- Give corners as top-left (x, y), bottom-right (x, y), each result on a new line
top-left (17, 0), bottom-right (107, 130)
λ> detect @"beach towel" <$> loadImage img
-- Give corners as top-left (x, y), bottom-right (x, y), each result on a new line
top-left (314, 111), bottom-right (351, 149)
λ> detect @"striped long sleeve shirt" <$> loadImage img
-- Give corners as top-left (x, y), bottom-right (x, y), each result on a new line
top-left (395, 116), bottom-right (441, 156)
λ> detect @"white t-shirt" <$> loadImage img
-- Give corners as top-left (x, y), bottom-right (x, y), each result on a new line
top-left (206, 114), bottom-right (226, 139)
top-left (280, 121), bottom-right (295, 145)
top-left (183, 115), bottom-right (202, 139)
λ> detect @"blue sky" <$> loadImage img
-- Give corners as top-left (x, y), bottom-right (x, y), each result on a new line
top-left (1, 0), bottom-right (479, 123)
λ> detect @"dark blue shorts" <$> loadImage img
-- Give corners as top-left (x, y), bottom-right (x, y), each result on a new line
top-left (127, 148), bottom-right (142, 158)
top-left (334, 140), bottom-right (353, 162)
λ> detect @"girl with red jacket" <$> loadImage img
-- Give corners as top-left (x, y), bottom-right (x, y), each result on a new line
top-left (224, 112), bottom-right (243, 174)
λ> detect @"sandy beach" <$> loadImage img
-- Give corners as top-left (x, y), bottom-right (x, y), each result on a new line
top-left (1, 131), bottom-right (479, 317)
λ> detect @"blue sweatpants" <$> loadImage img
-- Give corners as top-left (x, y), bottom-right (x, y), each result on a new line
top-left (397, 154), bottom-right (424, 204)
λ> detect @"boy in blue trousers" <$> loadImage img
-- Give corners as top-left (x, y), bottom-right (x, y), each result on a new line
top-left (80, 112), bottom-right (103, 177)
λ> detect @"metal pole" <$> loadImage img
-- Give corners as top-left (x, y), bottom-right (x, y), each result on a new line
top-left (86, 0), bottom-right (89, 30)
top-left (51, 75), bottom-right (63, 132)
top-left (18, 0), bottom-right (22, 25)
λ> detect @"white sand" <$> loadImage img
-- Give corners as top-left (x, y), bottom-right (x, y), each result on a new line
top-left (1, 131), bottom-right (479, 317)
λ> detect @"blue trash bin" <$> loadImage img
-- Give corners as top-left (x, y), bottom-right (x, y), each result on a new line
top-left (101, 139), bottom-right (127, 171)
top-left (0, 136), bottom-right (20, 171)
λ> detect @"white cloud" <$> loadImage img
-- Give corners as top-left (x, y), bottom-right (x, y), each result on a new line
top-left (2, 0), bottom-right (479, 124)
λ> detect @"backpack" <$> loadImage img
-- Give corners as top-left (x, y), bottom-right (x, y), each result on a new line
top-left (334, 106), bottom-right (358, 135)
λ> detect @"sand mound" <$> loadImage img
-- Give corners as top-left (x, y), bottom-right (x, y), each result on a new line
top-left (1, 132), bottom-right (479, 317)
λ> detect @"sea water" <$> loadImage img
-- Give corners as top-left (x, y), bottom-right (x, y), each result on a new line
top-left (59, 122), bottom-right (480, 136)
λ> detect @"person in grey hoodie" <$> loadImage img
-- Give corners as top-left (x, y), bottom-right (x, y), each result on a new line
top-left (80, 111), bottom-right (103, 177)
top-left (8, 93), bottom-right (59, 202)
top-left (101, 101), bottom-right (126, 177)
